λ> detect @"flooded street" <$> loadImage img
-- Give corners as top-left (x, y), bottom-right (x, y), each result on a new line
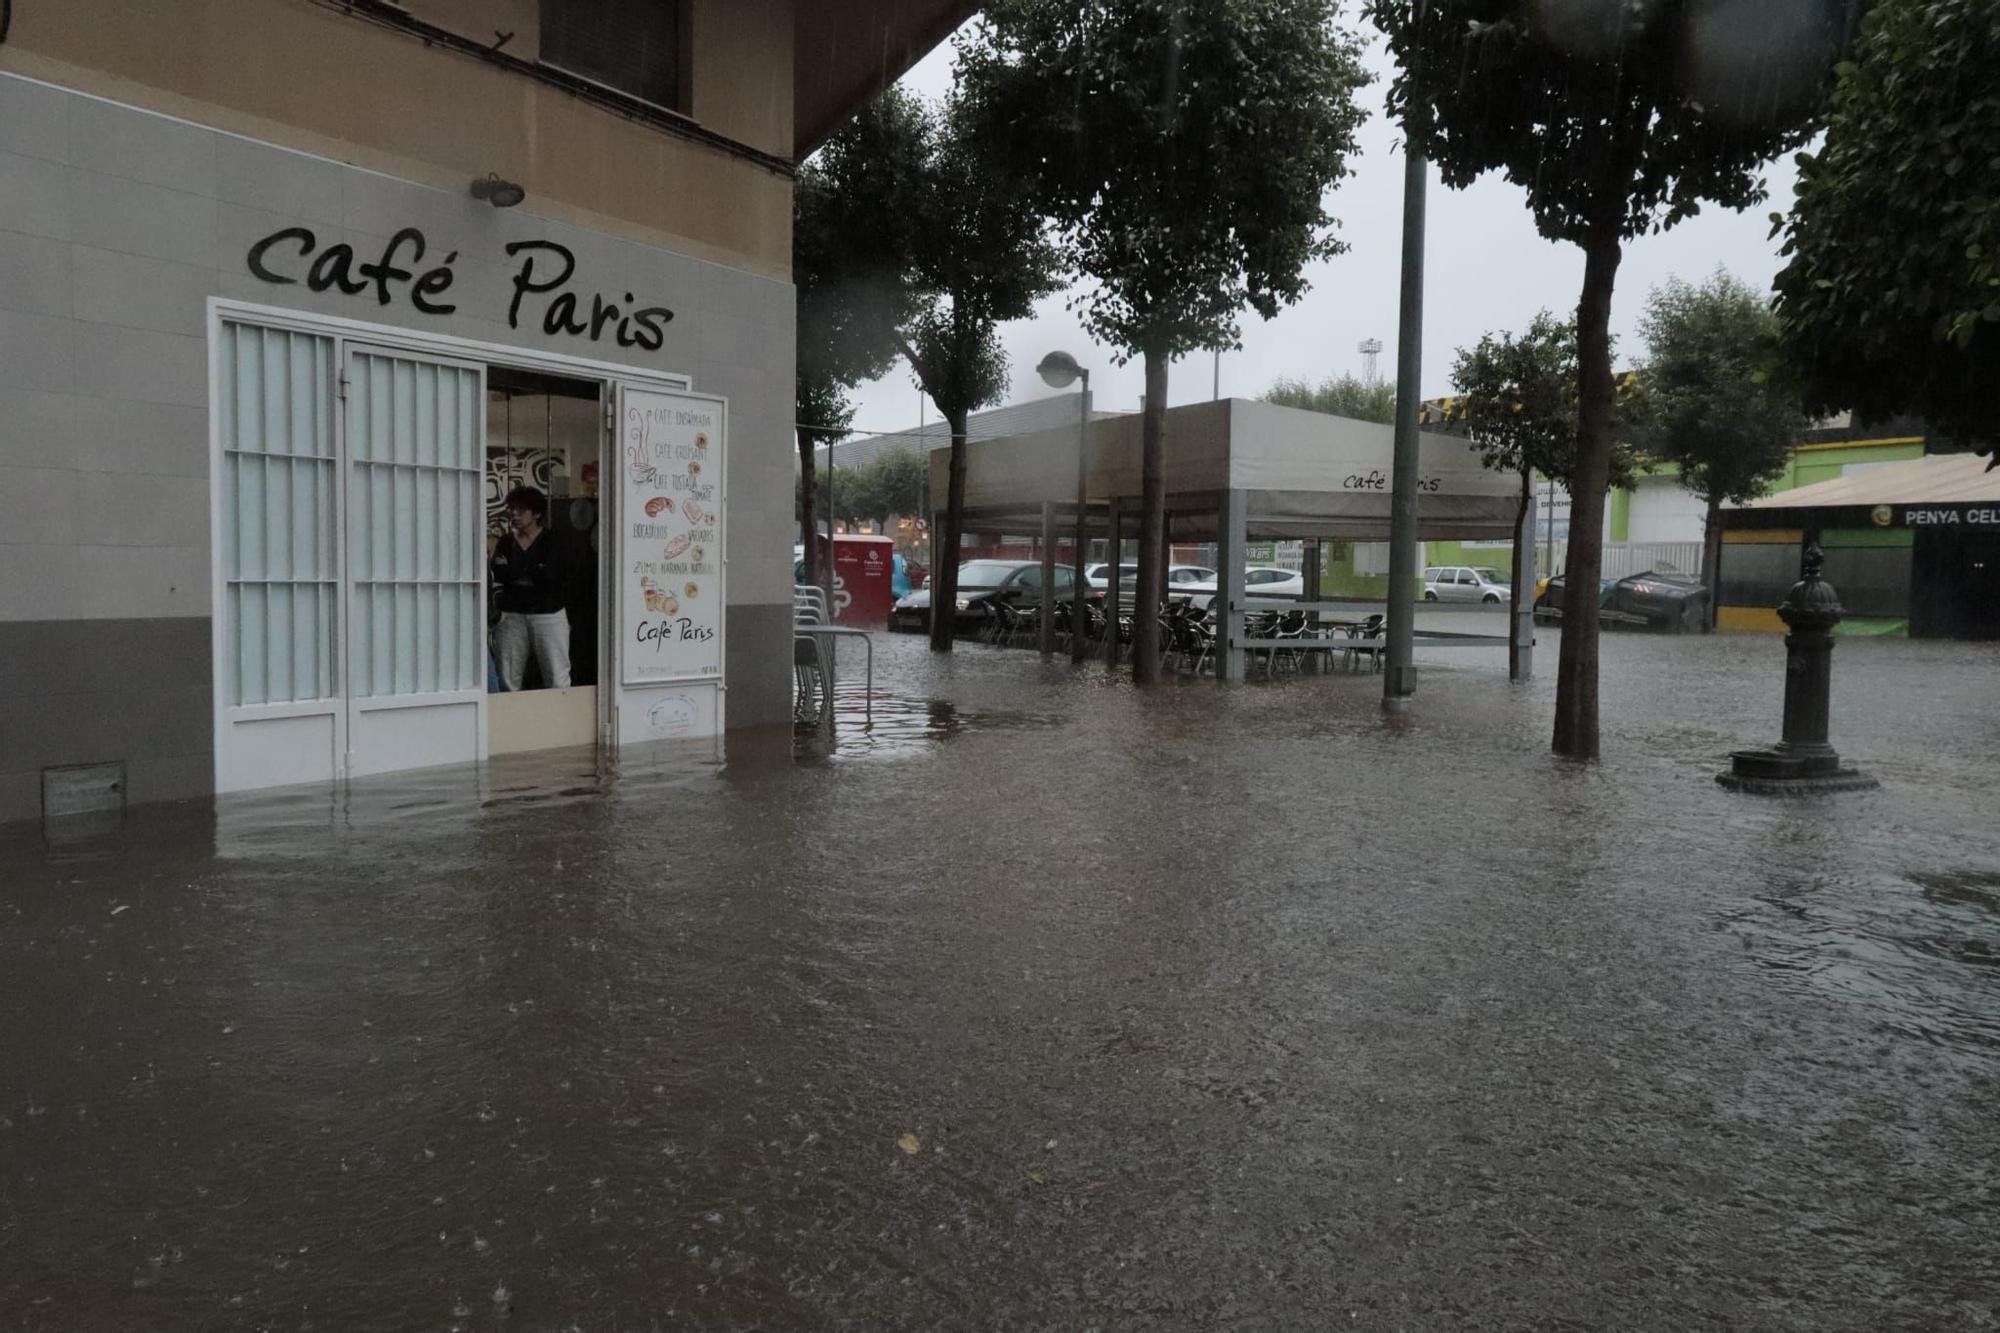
top-left (5, 628), bottom-right (1998, 1330)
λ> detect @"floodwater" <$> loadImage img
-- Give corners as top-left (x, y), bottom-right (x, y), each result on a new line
top-left (4, 626), bottom-right (1998, 1330)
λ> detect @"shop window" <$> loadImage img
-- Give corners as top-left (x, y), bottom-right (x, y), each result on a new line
top-left (541, 0), bottom-right (688, 112)
top-left (1717, 542), bottom-right (1799, 611)
top-left (219, 324), bottom-right (339, 707)
top-left (1821, 544), bottom-right (1913, 619)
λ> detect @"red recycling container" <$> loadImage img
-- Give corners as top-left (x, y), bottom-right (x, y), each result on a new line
top-left (831, 534), bottom-right (896, 628)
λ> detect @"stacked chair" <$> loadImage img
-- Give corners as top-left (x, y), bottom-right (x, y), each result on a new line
top-left (792, 586), bottom-right (834, 724)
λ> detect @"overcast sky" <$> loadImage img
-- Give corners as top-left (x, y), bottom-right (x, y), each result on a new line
top-left (841, 22), bottom-right (1802, 436)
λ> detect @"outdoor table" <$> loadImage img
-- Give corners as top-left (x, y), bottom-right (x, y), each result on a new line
top-left (795, 624), bottom-right (874, 723)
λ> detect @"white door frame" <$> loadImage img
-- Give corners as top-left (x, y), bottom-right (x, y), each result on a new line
top-left (208, 298), bottom-right (694, 794)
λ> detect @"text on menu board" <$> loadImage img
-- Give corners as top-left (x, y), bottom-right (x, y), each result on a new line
top-left (621, 392), bottom-right (723, 684)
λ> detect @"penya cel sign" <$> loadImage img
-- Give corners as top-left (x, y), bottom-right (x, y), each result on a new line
top-left (245, 226), bottom-right (675, 352)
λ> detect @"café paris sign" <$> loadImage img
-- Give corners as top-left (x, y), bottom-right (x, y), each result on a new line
top-left (245, 225), bottom-right (675, 352)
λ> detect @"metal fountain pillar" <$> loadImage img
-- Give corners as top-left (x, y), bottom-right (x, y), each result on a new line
top-left (1717, 543), bottom-right (1878, 794)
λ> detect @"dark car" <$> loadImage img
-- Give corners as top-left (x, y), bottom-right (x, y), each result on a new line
top-left (1533, 569), bottom-right (1710, 632)
top-left (890, 559), bottom-right (1080, 634)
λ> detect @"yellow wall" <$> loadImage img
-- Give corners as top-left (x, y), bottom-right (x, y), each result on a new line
top-left (1717, 606), bottom-right (1786, 633)
top-left (0, 0), bottom-right (793, 276)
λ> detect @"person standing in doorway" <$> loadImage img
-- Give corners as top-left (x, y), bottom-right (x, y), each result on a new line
top-left (491, 486), bottom-right (571, 690)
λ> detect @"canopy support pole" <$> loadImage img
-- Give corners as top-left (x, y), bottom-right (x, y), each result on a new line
top-left (1303, 538), bottom-right (1323, 675)
top-left (1512, 491), bottom-right (1536, 680)
top-left (1218, 489), bottom-right (1247, 683)
top-left (1104, 498), bottom-right (1123, 665)
top-left (1039, 500), bottom-right (1056, 656)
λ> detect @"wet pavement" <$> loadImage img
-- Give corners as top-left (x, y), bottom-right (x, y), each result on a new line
top-left (4, 626), bottom-right (1998, 1330)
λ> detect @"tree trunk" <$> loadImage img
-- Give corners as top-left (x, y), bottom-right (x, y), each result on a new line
top-left (1552, 231), bottom-right (1623, 760)
top-left (1510, 467), bottom-right (1532, 680)
top-left (1133, 343), bottom-right (1169, 685)
top-left (796, 427), bottom-right (818, 589)
top-left (929, 408), bottom-right (970, 653)
top-left (1701, 492), bottom-right (1722, 631)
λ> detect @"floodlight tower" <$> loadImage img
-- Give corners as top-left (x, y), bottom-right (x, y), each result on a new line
top-left (1358, 338), bottom-right (1384, 385)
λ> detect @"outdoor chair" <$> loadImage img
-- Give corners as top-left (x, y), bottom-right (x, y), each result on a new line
top-left (1273, 609), bottom-right (1312, 676)
top-left (791, 585), bottom-right (835, 723)
top-left (793, 632), bottom-right (834, 724)
top-left (988, 602), bottom-right (1012, 646)
top-left (1084, 600), bottom-right (1110, 651)
top-left (1345, 613), bottom-right (1386, 673)
top-left (1243, 609), bottom-right (1281, 677)
top-left (1007, 604), bottom-right (1041, 650)
top-left (1179, 606), bottom-right (1216, 675)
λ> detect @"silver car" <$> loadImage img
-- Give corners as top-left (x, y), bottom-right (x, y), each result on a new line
top-left (1422, 565), bottom-right (1510, 603)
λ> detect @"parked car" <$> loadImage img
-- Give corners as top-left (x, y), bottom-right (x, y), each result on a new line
top-left (890, 559), bottom-right (1081, 634)
top-left (1422, 565), bottom-right (1511, 603)
top-left (1533, 569), bottom-right (1710, 632)
top-left (1178, 565), bottom-right (1306, 610)
top-left (1113, 564), bottom-right (1218, 602)
top-left (1086, 562), bottom-right (1138, 590)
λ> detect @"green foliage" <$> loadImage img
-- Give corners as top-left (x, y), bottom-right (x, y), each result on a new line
top-left (1262, 373), bottom-right (1395, 424)
top-left (959, 0), bottom-right (1370, 361)
top-left (1367, 0), bottom-right (1856, 755)
top-left (829, 447), bottom-right (930, 526)
top-left (806, 83), bottom-right (1063, 648)
top-left (1773, 0), bottom-right (2000, 457)
top-left (804, 86), bottom-right (1060, 426)
top-left (1635, 270), bottom-right (1804, 506)
top-left (1450, 314), bottom-right (1638, 490)
top-left (1367, 1), bottom-right (1855, 248)
top-left (795, 102), bottom-right (921, 444)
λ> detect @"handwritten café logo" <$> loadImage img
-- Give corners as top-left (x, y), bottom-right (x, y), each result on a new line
top-left (245, 226), bottom-right (675, 352)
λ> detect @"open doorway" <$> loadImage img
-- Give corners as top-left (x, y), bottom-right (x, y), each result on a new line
top-left (486, 366), bottom-right (605, 755)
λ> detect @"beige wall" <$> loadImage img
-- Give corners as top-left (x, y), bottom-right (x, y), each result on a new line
top-left (0, 0), bottom-right (792, 276)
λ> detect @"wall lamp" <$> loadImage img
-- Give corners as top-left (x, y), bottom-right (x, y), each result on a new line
top-left (470, 173), bottom-right (527, 208)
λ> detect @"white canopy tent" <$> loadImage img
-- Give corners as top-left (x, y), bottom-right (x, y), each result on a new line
top-left (929, 398), bottom-right (1534, 680)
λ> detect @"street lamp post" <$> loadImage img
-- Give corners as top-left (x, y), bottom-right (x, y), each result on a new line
top-left (1383, 137), bottom-right (1426, 705)
top-left (1037, 351), bottom-right (1092, 663)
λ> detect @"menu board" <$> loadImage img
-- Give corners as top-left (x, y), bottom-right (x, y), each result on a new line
top-left (619, 387), bottom-right (724, 685)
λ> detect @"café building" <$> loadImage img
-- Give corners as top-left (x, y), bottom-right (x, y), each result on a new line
top-left (0, 0), bottom-right (971, 822)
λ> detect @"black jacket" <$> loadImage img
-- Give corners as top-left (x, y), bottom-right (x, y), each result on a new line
top-left (490, 528), bottom-right (569, 616)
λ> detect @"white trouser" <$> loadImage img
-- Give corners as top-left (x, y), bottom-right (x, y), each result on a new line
top-left (496, 611), bottom-right (571, 690)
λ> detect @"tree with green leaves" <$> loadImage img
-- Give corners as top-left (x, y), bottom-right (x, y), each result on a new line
top-left (802, 86), bottom-right (1059, 650)
top-left (795, 122), bottom-right (915, 591)
top-left (961, 0), bottom-right (1368, 682)
top-left (1773, 0), bottom-right (1998, 465)
top-left (1634, 271), bottom-right (1805, 624)
top-left (1451, 312), bottom-right (1639, 673)
top-left (828, 446), bottom-right (930, 528)
top-left (1369, 0), bottom-right (1859, 757)
top-left (1263, 372), bottom-right (1395, 424)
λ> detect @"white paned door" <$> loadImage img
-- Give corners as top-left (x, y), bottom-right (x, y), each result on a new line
top-left (343, 346), bottom-right (488, 777)
top-left (214, 323), bottom-right (344, 793)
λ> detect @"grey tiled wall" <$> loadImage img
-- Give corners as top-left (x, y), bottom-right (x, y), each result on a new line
top-left (0, 72), bottom-right (796, 822)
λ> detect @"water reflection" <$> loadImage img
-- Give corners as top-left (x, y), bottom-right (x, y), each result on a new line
top-left (3, 629), bottom-right (1997, 1326)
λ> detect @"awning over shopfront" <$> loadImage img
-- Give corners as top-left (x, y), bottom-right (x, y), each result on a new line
top-left (930, 398), bottom-right (1524, 544)
top-left (1719, 451), bottom-right (2000, 639)
top-left (1735, 450), bottom-right (2000, 517)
